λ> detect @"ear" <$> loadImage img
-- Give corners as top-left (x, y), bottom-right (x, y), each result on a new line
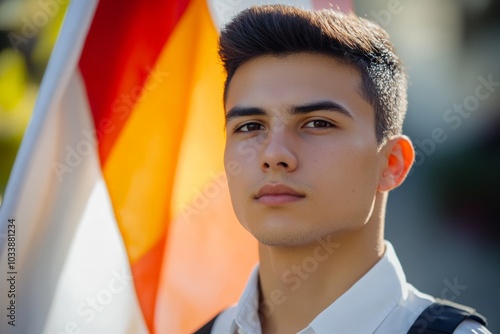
top-left (378, 135), bottom-right (415, 192)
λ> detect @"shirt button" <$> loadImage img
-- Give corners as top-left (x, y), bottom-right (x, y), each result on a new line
top-left (237, 328), bottom-right (248, 334)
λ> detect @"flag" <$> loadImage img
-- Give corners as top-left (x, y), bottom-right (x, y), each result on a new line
top-left (0, 0), bottom-right (352, 333)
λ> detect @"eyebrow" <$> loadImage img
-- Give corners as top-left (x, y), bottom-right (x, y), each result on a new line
top-left (225, 100), bottom-right (352, 125)
top-left (225, 106), bottom-right (266, 125)
top-left (292, 100), bottom-right (352, 118)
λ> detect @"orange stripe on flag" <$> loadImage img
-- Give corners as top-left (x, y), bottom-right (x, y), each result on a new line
top-left (157, 188), bottom-right (257, 333)
top-left (101, 0), bottom-right (243, 330)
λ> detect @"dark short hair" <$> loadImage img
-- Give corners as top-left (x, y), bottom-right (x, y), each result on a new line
top-left (219, 5), bottom-right (408, 143)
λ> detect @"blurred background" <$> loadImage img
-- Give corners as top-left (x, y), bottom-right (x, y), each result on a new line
top-left (0, 0), bottom-right (498, 330)
top-left (0, 0), bottom-right (68, 203)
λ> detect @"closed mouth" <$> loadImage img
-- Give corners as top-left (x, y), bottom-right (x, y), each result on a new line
top-left (255, 183), bottom-right (305, 204)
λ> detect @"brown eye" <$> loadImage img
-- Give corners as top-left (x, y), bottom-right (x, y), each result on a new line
top-left (236, 123), bottom-right (264, 132)
top-left (303, 120), bottom-right (333, 128)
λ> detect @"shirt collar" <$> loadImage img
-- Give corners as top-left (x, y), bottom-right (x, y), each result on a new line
top-left (231, 265), bottom-right (262, 334)
top-left (231, 241), bottom-right (408, 334)
top-left (302, 241), bottom-right (407, 333)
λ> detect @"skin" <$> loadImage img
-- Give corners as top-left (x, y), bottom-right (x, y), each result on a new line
top-left (224, 53), bottom-right (414, 334)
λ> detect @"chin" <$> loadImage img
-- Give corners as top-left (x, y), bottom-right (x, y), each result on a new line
top-left (248, 224), bottom-right (324, 247)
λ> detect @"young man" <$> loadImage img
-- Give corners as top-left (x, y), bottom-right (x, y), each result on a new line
top-left (200, 5), bottom-right (489, 334)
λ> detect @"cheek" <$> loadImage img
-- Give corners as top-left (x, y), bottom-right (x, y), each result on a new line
top-left (310, 146), bottom-right (380, 207)
top-left (224, 146), bottom-right (253, 210)
top-left (225, 171), bottom-right (245, 223)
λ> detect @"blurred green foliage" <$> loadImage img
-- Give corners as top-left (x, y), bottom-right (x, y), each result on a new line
top-left (0, 0), bottom-right (68, 203)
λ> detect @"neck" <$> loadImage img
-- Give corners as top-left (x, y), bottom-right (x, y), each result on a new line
top-left (257, 198), bottom-right (386, 334)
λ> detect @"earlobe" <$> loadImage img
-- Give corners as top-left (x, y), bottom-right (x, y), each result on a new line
top-left (378, 136), bottom-right (415, 192)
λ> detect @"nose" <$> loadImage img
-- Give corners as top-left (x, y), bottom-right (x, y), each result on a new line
top-left (260, 129), bottom-right (298, 173)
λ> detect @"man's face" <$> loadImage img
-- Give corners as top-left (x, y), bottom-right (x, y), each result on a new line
top-left (224, 53), bottom-right (387, 247)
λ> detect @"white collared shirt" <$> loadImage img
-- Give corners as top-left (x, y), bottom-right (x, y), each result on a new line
top-left (211, 241), bottom-right (490, 334)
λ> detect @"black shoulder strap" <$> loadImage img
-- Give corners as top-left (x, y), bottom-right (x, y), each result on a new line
top-left (408, 298), bottom-right (487, 334)
top-left (193, 313), bottom-right (221, 334)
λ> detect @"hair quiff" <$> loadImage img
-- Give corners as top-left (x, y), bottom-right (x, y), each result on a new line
top-left (218, 5), bottom-right (408, 143)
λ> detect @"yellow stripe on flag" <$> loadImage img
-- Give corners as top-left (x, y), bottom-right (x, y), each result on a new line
top-left (103, 0), bottom-right (218, 263)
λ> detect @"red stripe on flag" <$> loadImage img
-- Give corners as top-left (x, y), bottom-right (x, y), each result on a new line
top-left (79, 0), bottom-right (190, 165)
top-left (131, 236), bottom-right (165, 332)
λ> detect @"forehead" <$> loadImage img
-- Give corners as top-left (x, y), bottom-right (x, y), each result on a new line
top-left (225, 53), bottom-right (371, 117)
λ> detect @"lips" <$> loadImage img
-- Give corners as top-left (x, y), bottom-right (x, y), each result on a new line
top-left (255, 184), bottom-right (305, 205)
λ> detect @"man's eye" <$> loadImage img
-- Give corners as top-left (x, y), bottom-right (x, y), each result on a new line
top-left (303, 120), bottom-right (333, 128)
top-left (235, 123), bottom-right (264, 132)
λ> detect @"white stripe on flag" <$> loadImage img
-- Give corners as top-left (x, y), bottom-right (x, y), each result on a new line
top-left (39, 71), bottom-right (148, 334)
